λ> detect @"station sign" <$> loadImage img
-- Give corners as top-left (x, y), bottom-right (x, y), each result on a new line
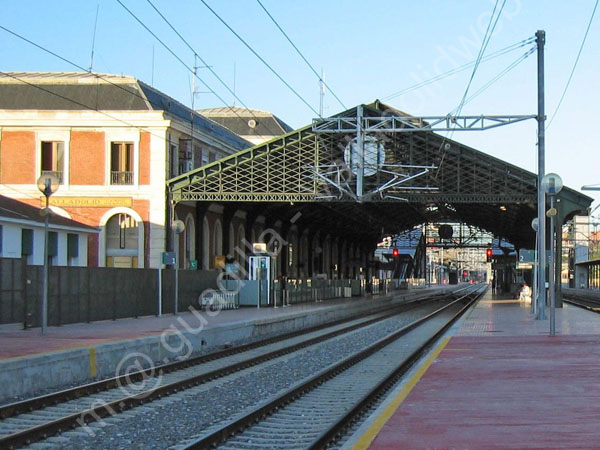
top-left (162, 252), bottom-right (176, 265)
top-left (519, 249), bottom-right (535, 263)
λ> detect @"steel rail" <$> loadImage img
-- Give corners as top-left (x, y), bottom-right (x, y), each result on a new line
top-left (0, 288), bottom-right (463, 449)
top-left (0, 288), bottom-right (451, 421)
top-left (182, 286), bottom-right (483, 449)
top-left (563, 295), bottom-right (600, 313)
top-left (308, 286), bottom-right (485, 449)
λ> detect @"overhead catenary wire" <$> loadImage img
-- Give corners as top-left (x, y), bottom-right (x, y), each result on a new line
top-left (453, 0), bottom-right (507, 118)
top-left (116, 0), bottom-right (277, 142)
top-left (382, 37), bottom-right (535, 102)
top-left (144, 0), bottom-right (279, 138)
top-left (255, 0), bottom-right (347, 111)
top-left (547, 0), bottom-right (599, 129)
top-left (199, 0), bottom-right (321, 118)
top-left (459, 45), bottom-right (536, 109)
top-left (434, 0), bottom-right (507, 178)
top-left (0, 70), bottom-right (187, 154)
top-left (0, 25), bottom-right (243, 150)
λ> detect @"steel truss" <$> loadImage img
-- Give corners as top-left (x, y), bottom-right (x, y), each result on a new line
top-left (169, 104), bottom-right (540, 205)
top-left (312, 114), bottom-right (537, 133)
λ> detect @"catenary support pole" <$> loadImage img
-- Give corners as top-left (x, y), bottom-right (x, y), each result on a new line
top-left (550, 195), bottom-right (556, 335)
top-left (356, 105), bottom-right (364, 199)
top-left (536, 30), bottom-right (547, 320)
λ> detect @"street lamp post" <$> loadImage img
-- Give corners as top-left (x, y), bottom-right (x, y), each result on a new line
top-left (542, 173), bottom-right (563, 336)
top-left (36, 174), bottom-right (59, 334)
top-left (172, 219), bottom-right (185, 316)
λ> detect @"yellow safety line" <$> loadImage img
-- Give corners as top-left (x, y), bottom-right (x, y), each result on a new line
top-left (351, 337), bottom-right (451, 450)
top-left (89, 347), bottom-right (97, 378)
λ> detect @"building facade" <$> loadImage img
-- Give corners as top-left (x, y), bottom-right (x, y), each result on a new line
top-left (0, 72), bottom-right (251, 269)
top-left (197, 106), bottom-right (293, 145)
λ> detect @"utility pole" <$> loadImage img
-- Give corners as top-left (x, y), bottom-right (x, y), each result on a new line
top-left (356, 105), bottom-right (364, 198)
top-left (536, 30), bottom-right (546, 320)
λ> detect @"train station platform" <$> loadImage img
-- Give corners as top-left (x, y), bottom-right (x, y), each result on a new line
top-left (0, 286), bottom-right (446, 404)
top-left (347, 290), bottom-right (600, 449)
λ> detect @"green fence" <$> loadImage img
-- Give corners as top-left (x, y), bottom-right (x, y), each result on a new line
top-left (0, 258), bottom-right (219, 328)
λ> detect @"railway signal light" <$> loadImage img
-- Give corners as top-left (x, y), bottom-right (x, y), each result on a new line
top-left (486, 248), bottom-right (493, 262)
top-left (392, 248), bottom-right (399, 258)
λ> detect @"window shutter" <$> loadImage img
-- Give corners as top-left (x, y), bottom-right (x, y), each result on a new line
top-left (48, 231), bottom-right (58, 257)
top-left (21, 229), bottom-right (33, 256)
top-left (67, 233), bottom-right (79, 258)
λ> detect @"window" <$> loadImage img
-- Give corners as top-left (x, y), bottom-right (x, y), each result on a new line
top-left (110, 142), bottom-right (134, 185)
top-left (48, 231), bottom-right (58, 265)
top-left (48, 232), bottom-right (58, 257)
top-left (0, 225), bottom-right (3, 255)
top-left (67, 233), bottom-right (79, 266)
top-left (201, 148), bottom-right (210, 166)
top-left (170, 143), bottom-right (178, 177)
top-left (22, 228), bottom-right (33, 261)
top-left (41, 141), bottom-right (65, 184)
top-left (178, 139), bottom-right (193, 174)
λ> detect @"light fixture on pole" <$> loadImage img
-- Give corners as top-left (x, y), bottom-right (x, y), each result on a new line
top-left (541, 172), bottom-right (563, 336)
top-left (36, 174), bottom-right (60, 335)
top-left (581, 184), bottom-right (600, 191)
top-left (172, 219), bottom-right (185, 316)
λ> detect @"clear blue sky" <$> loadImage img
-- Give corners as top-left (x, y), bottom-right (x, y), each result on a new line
top-left (2, 0), bottom-right (599, 211)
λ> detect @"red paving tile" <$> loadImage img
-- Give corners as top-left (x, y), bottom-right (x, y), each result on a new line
top-left (0, 332), bottom-right (158, 359)
top-left (369, 334), bottom-right (600, 449)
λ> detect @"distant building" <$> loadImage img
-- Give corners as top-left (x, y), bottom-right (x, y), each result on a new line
top-left (0, 194), bottom-right (97, 266)
top-left (565, 214), bottom-right (600, 289)
top-left (0, 72), bottom-right (251, 268)
top-left (197, 106), bottom-right (293, 145)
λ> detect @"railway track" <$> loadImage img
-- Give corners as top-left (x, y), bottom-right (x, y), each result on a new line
top-left (563, 288), bottom-right (600, 312)
top-left (0, 287), bottom-right (466, 449)
top-left (181, 285), bottom-right (485, 449)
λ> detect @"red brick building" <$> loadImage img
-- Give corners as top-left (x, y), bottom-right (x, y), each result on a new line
top-left (0, 72), bottom-right (250, 268)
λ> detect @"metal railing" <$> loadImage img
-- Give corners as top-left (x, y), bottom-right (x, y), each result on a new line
top-left (273, 278), bottom-right (404, 306)
top-left (111, 171), bottom-right (134, 185)
top-left (41, 170), bottom-right (63, 184)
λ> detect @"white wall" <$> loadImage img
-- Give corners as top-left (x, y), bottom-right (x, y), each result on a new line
top-left (0, 220), bottom-right (91, 266)
top-left (1, 223), bottom-right (22, 259)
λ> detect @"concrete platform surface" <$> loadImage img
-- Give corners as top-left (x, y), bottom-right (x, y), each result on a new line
top-left (0, 290), bottom-right (438, 360)
top-left (352, 292), bottom-right (600, 449)
top-left (0, 297), bottom-right (369, 360)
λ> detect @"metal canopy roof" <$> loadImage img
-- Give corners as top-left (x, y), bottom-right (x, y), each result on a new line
top-left (168, 101), bottom-right (592, 249)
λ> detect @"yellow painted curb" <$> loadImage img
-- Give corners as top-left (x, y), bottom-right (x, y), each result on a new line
top-left (89, 347), bottom-right (97, 378)
top-left (352, 337), bottom-right (451, 450)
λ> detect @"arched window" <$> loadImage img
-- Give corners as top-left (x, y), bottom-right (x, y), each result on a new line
top-left (237, 224), bottom-right (246, 263)
top-left (105, 213), bottom-right (139, 268)
top-left (229, 223), bottom-right (235, 257)
top-left (323, 237), bottom-right (331, 278)
top-left (202, 217), bottom-right (210, 269)
top-left (214, 220), bottom-right (223, 261)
